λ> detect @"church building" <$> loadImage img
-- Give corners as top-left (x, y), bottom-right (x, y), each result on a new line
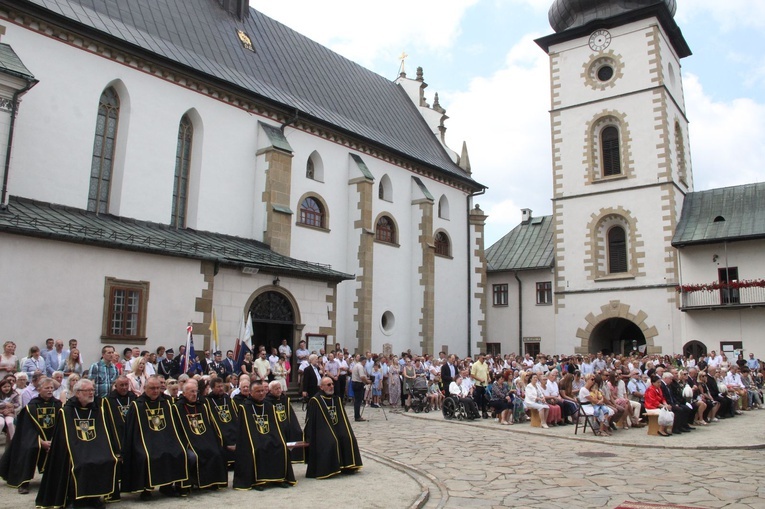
top-left (486, 0), bottom-right (765, 359)
top-left (0, 0), bottom-right (488, 367)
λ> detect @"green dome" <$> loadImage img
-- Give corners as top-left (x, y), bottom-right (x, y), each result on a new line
top-left (548, 0), bottom-right (677, 32)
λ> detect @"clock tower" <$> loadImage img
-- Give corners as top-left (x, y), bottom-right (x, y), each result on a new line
top-left (535, 0), bottom-right (693, 355)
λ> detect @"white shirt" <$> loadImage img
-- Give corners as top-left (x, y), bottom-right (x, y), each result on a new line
top-left (278, 344), bottom-right (292, 358)
top-left (543, 380), bottom-right (560, 398)
top-left (707, 355), bottom-right (723, 368)
top-left (725, 372), bottom-right (745, 389)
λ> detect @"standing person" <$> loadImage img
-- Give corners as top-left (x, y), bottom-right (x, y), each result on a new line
top-left (371, 362), bottom-right (382, 408)
top-left (0, 377), bottom-right (61, 493)
top-left (223, 350), bottom-right (236, 377)
top-left (470, 353), bottom-right (490, 419)
top-left (266, 380), bottom-right (304, 463)
top-left (273, 355), bottom-right (290, 391)
top-left (252, 350), bottom-right (271, 384)
top-left (127, 357), bottom-right (148, 396)
top-left (441, 354), bottom-right (457, 391)
top-left (388, 356), bottom-right (401, 407)
top-left (303, 377), bottom-right (362, 478)
top-left (23, 346), bottom-right (46, 376)
top-left (301, 354), bottom-right (323, 401)
top-left (0, 341), bottom-right (18, 381)
top-left (204, 377), bottom-right (238, 467)
top-left (60, 348), bottom-right (84, 376)
top-left (90, 346), bottom-right (119, 400)
top-left (121, 376), bottom-right (188, 499)
top-left (173, 379), bottom-right (228, 492)
top-left (350, 356), bottom-right (369, 422)
top-left (45, 340), bottom-right (67, 377)
top-left (158, 349), bottom-right (180, 379)
top-left (233, 382), bottom-right (296, 490)
top-left (278, 339), bottom-right (292, 361)
top-left (35, 379), bottom-right (119, 509)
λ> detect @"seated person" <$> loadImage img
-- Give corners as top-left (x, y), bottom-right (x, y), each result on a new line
top-left (577, 374), bottom-right (613, 436)
top-left (524, 373), bottom-right (550, 429)
top-left (489, 375), bottom-right (514, 425)
top-left (448, 376), bottom-right (479, 419)
top-left (645, 374), bottom-right (674, 437)
top-left (427, 378), bottom-right (443, 411)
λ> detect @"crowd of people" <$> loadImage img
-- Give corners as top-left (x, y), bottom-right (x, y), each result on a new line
top-left (0, 339), bottom-right (361, 508)
top-left (2, 336), bottom-right (764, 506)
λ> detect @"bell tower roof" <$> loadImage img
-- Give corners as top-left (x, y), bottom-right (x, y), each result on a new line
top-left (548, 0), bottom-right (677, 33)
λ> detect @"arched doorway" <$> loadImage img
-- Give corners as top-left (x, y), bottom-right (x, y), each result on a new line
top-left (248, 291), bottom-right (294, 359)
top-left (683, 340), bottom-right (707, 362)
top-left (589, 318), bottom-right (646, 355)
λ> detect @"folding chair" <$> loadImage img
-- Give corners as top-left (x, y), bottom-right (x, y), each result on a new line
top-left (574, 401), bottom-right (599, 435)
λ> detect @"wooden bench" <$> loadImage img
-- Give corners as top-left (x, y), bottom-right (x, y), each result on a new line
top-left (644, 410), bottom-right (660, 436)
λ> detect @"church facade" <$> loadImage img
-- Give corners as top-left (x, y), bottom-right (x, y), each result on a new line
top-left (486, 0), bottom-right (765, 359)
top-left (0, 0), bottom-right (488, 365)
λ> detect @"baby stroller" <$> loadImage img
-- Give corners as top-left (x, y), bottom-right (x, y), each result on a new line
top-left (404, 376), bottom-right (431, 413)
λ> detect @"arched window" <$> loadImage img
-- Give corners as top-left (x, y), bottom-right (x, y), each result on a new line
top-left (438, 195), bottom-right (449, 219)
top-left (171, 114), bottom-right (193, 228)
top-left (379, 174), bottom-right (392, 201)
top-left (607, 226), bottom-right (627, 274)
top-left (434, 231), bottom-right (450, 256)
top-left (375, 215), bottom-right (395, 243)
top-left (88, 87), bottom-right (120, 214)
top-left (299, 196), bottom-right (324, 228)
top-left (306, 151), bottom-right (324, 181)
top-left (601, 126), bottom-right (621, 176)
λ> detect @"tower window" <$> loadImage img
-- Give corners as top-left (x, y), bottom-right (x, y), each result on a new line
top-left (607, 226), bottom-right (628, 274)
top-left (299, 196), bottom-right (325, 228)
top-left (601, 126), bottom-right (621, 176)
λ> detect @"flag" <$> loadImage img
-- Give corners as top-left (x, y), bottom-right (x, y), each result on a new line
top-left (234, 340), bottom-right (251, 375)
top-left (209, 309), bottom-right (220, 354)
top-left (233, 312), bottom-right (254, 374)
top-left (183, 325), bottom-right (196, 374)
top-left (244, 312), bottom-right (254, 348)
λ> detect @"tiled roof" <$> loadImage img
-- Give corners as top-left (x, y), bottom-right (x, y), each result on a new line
top-left (21, 0), bottom-right (479, 187)
top-left (486, 215), bottom-right (554, 272)
top-left (0, 43), bottom-right (36, 80)
top-left (672, 182), bottom-right (765, 246)
top-left (0, 196), bottom-right (354, 282)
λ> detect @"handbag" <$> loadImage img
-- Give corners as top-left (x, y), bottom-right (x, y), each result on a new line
top-left (682, 384), bottom-right (693, 399)
top-left (658, 407), bottom-right (674, 427)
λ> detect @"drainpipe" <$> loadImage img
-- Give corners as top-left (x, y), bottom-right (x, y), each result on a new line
top-left (514, 271), bottom-right (523, 355)
top-left (1, 79), bottom-right (38, 209)
top-left (466, 188), bottom-right (486, 358)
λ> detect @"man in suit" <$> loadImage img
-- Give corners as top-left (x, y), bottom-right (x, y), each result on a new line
top-left (45, 340), bottom-right (68, 377)
top-left (301, 354), bottom-right (322, 400)
top-left (208, 351), bottom-right (226, 377)
top-left (223, 350), bottom-right (236, 376)
top-left (441, 354), bottom-right (457, 391)
top-left (660, 372), bottom-right (693, 434)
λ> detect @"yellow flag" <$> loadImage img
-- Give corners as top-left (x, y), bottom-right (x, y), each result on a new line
top-left (209, 308), bottom-right (220, 353)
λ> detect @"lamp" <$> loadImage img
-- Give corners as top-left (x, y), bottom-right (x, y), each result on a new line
top-left (273, 277), bottom-right (280, 286)
top-left (712, 254), bottom-right (719, 262)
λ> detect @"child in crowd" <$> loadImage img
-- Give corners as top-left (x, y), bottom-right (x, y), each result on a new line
top-left (371, 362), bottom-right (382, 408)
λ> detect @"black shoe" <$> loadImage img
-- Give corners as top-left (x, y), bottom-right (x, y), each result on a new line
top-left (139, 490), bottom-right (152, 501)
top-left (279, 482), bottom-right (292, 488)
top-left (682, 426), bottom-right (693, 432)
top-left (687, 425), bottom-right (696, 430)
top-left (354, 417), bottom-right (366, 422)
top-left (18, 484), bottom-right (30, 495)
top-left (254, 485), bottom-right (265, 492)
top-left (159, 485), bottom-right (180, 498)
top-left (482, 413), bottom-right (489, 419)
top-left (91, 497), bottom-right (106, 509)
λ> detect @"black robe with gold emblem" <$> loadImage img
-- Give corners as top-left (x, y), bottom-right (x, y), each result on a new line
top-left (232, 397), bottom-right (296, 489)
top-left (102, 390), bottom-right (137, 453)
top-left (120, 394), bottom-right (188, 492)
top-left (304, 392), bottom-right (362, 479)
top-left (173, 396), bottom-right (228, 489)
top-left (204, 392), bottom-right (238, 465)
top-left (35, 397), bottom-right (119, 508)
top-left (265, 393), bottom-right (304, 463)
top-left (0, 395), bottom-right (61, 487)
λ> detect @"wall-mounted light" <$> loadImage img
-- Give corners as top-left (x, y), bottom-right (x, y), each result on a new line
top-left (712, 254), bottom-right (719, 262)
top-left (273, 277), bottom-right (280, 286)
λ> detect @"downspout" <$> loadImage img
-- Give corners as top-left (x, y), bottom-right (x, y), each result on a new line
top-left (466, 188), bottom-right (486, 357)
top-left (1, 79), bottom-right (37, 209)
top-left (514, 270), bottom-right (523, 355)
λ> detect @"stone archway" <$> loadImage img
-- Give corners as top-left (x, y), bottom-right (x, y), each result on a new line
top-left (589, 318), bottom-right (646, 355)
top-left (575, 300), bottom-right (659, 355)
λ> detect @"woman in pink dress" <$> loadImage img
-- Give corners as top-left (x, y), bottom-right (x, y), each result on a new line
top-left (388, 356), bottom-right (401, 407)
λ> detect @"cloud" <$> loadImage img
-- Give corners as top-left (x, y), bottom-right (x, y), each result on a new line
top-left (253, 0), bottom-right (478, 69)
top-left (442, 34), bottom-right (552, 245)
top-left (676, 0), bottom-right (765, 31)
top-left (684, 73), bottom-right (765, 191)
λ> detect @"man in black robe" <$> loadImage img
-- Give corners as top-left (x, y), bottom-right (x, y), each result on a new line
top-left (121, 375), bottom-right (188, 499)
top-left (0, 377), bottom-right (60, 494)
top-left (266, 380), bottom-right (304, 463)
top-left (174, 379), bottom-right (228, 491)
top-left (233, 382), bottom-right (295, 490)
top-left (102, 375), bottom-right (136, 452)
top-left (304, 376), bottom-right (362, 479)
top-left (204, 377), bottom-right (238, 466)
top-left (35, 379), bottom-right (119, 509)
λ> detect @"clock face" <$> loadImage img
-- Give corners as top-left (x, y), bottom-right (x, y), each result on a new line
top-left (588, 29), bottom-right (611, 52)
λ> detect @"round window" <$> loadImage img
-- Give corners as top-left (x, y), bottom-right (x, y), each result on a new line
top-left (381, 311), bottom-right (395, 334)
top-left (597, 65), bottom-right (614, 82)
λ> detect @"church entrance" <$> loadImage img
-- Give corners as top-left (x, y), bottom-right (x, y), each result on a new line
top-left (589, 318), bottom-right (646, 355)
top-left (248, 291), bottom-right (294, 366)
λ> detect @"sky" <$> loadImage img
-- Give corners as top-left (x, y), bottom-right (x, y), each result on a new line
top-left (252, 0), bottom-right (765, 246)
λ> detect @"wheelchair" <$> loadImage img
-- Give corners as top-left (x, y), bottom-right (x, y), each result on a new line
top-left (442, 395), bottom-right (478, 420)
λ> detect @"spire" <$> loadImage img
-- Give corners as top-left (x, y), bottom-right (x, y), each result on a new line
top-left (459, 141), bottom-right (472, 175)
top-left (548, 0), bottom-right (676, 33)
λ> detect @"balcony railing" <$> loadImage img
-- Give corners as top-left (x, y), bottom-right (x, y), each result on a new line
top-left (680, 285), bottom-right (765, 310)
